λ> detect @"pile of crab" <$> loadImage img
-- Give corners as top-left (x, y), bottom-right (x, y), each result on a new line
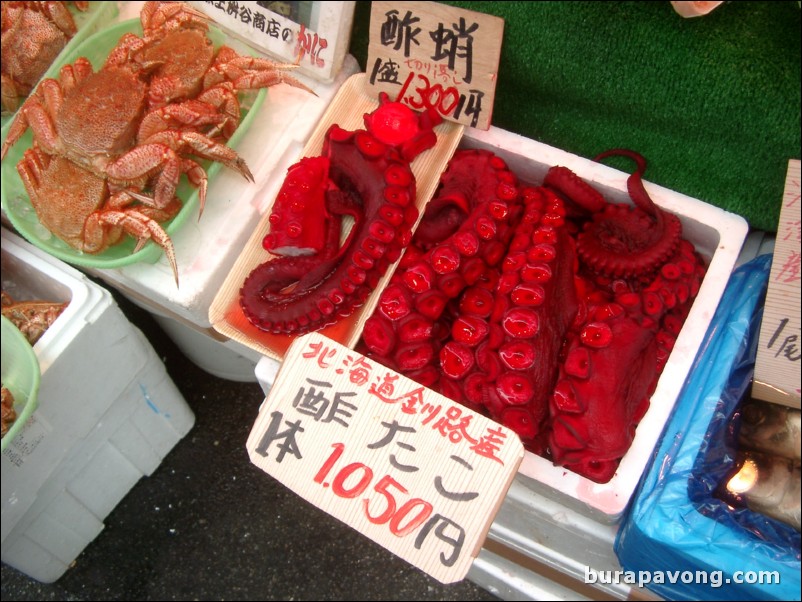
top-left (356, 147), bottom-right (706, 484)
top-left (1, 1), bottom-right (89, 115)
top-left (0, 1), bottom-right (311, 284)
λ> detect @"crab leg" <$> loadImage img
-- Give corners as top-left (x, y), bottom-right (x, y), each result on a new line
top-left (203, 47), bottom-right (315, 95)
top-left (141, 130), bottom-right (254, 182)
top-left (104, 143), bottom-right (182, 209)
top-left (181, 158), bottom-right (208, 217)
top-left (137, 99), bottom-right (228, 141)
top-left (195, 83), bottom-right (241, 139)
top-left (87, 209), bottom-right (179, 285)
top-left (127, 159), bottom-right (210, 218)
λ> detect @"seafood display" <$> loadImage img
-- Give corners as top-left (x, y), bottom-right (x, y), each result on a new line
top-left (1, 291), bottom-right (66, 344)
top-left (1, 1), bottom-right (89, 114)
top-left (1, 1), bottom-right (312, 284)
top-left (239, 93), bottom-right (442, 334)
top-left (357, 147), bottom-right (706, 483)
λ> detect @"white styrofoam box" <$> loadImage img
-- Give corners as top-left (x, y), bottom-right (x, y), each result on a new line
top-left (458, 127), bottom-right (748, 522)
top-left (2, 328), bottom-right (194, 583)
top-left (252, 126), bottom-right (749, 524)
top-left (2, 228), bottom-right (149, 523)
top-left (1, 230), bottom-right (194, 582)
top-left (465, 237), bottom-right (775, 602)
top-left (151, 312), bottom-right (264, 383)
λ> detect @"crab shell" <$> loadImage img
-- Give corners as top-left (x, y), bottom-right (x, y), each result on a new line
top-left (1, 1), bottom-right (90, 112)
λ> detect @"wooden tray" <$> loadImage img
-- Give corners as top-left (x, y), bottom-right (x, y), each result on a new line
top-left (209, 73), bottom-right (464, 361)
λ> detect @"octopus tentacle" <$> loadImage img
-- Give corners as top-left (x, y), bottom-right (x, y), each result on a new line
top-left (240, 96), bottom-right (441, 335)
top-left (360, 149), bottom-right (524, 383)
top-left (547, 149), bottom-right (682, 281)
top-left (457, 186), bottom-right (578, 453)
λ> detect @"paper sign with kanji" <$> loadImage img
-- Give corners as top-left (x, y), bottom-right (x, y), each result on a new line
top-left (753, 159), bottom-right (801, 409)
top-left (247, 332), bottom-right (523, 584)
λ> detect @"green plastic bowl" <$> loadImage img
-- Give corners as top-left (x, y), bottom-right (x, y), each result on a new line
top-left (1, 315), bottom-right (41, 451)
top-left (0, 18), bottom-right (266, 271)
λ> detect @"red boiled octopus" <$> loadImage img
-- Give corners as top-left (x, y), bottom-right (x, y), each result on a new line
top-left (358, 147), bottom-right (706, 483)
top-left (239, 94), bottom-right (442, 334)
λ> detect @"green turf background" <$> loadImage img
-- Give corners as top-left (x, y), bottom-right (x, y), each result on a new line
top-left (347, 1), bottom-right (801, 233)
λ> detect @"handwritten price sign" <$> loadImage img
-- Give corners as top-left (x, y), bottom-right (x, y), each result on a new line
top-left (247, 332), bottom-right (523, 583)
top-left (753, 159), bottom-right (801, 409)
top-left (188, 1), bottom-right (354, 82)
top-left (366, 1), bottom-right (504, 130)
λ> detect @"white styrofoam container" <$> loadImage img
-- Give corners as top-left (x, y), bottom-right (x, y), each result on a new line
top-left (1, 229), bottom-right (195, 583)
top-left (253, 125), bottom-right (749, 524)
top-left (467, 231), bottom-right (777, 602)
top-left (459, 127), bottom-right (748, 522)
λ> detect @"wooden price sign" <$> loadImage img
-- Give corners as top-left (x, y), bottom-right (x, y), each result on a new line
top-left (247, 332), bottom-right (523, 583)
top-left (753, 159), bottom-right (801, 409)
top-left (366, 1), bottom-right (504, 130)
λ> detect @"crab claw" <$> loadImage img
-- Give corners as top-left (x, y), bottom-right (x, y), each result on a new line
top-left (102, 208), bottom-right (180, 286)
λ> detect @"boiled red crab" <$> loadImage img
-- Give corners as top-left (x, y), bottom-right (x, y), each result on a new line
top-left (1, 290), bottom-right (66, 345)
top-left (1, 1), bottom-right (313, 284)
top-left (358, 148), bottom-right (706, 483)
top-left (1, 1), bottom-right (89, 114)
top-left (239, 93), bottom-right (442, 335)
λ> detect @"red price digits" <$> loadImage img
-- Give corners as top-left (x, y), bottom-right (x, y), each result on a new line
top-left (397, 71), bottom-right (460, 118)
top-left (314, 443), bottom-right (433, 537)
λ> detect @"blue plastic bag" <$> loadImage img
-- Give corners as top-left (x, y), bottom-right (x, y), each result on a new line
top-left (615, 254), bottom-right (800, 601)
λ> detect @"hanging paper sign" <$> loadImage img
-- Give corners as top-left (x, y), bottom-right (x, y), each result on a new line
top-left (188, 1), bottom-right (356, 83)
top-left (247, 332), bottom-right (523, 584)
top-left (366, 1), bottom-right (504, 130)
top-left (753, 159), bottom-right (801, 409)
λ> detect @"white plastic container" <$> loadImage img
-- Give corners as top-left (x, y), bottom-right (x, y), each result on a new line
top-left (458, 127), bottom-right (749, 522)
top-left (1, 229), bottom-right (195, 583)
top-left (249, 125), bottom-right (749, 598)
top-left (253, 124), bottom-right (748, 524)
top-left (467, 233), bottom-right (775, 601)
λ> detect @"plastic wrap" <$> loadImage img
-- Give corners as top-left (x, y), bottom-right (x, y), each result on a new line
top-left (615, 254), bottom-right (800, 601)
